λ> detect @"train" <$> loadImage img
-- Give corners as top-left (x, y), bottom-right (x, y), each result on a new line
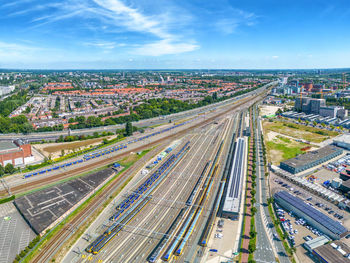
top-left (23, 119), bottom-right (194, 180)
top-left (86, 141), bottom-right (191, 255)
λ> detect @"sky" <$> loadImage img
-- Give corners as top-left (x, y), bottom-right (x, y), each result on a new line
top-left (0, 0), bottom-right (350, 69)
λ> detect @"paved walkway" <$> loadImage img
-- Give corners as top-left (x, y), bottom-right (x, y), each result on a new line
top-left (241, 136), bottom-right (254, 263)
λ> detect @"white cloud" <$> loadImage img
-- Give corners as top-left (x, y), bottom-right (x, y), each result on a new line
top-left (84, 41), bottom-right (116, 49)
top-left (215, 9), bottom-right (257, 35)
top-left (0, 41), bottom-right (37, 59)
top-left (134, 39), bottom-right (199, 56)
top-left (19, 0), bottom-right (199, 56)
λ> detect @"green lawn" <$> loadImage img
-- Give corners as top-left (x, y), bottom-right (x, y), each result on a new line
top-left (267, 141), bottom-right (304, 160)
top-left (263, 120), bottom-right (339, 143)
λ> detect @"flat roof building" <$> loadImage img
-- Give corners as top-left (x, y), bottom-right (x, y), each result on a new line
top-left (280, 145), bottom-right (343, 174)
top-left (304, 235), bottom-right (330, 252)
top-left (274, 191), bottom-right (348, 240)
top-left (0, 139), bottom-right (32, 167)
top-left (313, 241), bottom-right (350, 263)
top-left (222, 137), bottom-right (246, 219)
top-left (334, 134), bottom-right (350, 151)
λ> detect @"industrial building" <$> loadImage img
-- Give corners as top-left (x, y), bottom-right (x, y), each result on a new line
top-left (294, 97), bottom-right (347, 119)
top-left (271, 165), bottom-right (345, 204)
top-left (303, 235), bottom-right (330, 252)
top-left (313, 241), bottom-right (350, 263)
top-left (282, 111), bottom-right (350, 128)
top-left (334, 134), bottom-right (350, 151)
top-left (280, 145), bottom-right (343, 174)
top-left (222, 137), bottom-right (246, 219)
top-left (340, 180), bottom-right (350, 193)
top-left (274, 191), bottom-right (348, 240)
top-left (0, 139), bottom-right (33, 167)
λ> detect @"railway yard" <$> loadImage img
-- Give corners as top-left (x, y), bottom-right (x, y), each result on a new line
top-left (0, 82), bottom-right (280, 263)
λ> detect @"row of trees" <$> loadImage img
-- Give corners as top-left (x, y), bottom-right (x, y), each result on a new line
top-left (0, 163), bottom-right (16, 177)
top-left (0, 84), bottom-right (261, 134)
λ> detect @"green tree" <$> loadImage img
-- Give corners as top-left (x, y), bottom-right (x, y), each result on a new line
top-left (0, 165), bottom-right (4, 177)
top-left (125, 121), bottom-right (133, 136)
top-left (251, 207), bottom-right (257, 215)
top-left (275, 108), bottom-right (282, 115)
top-left (4, 163), bottom-right (15, 174)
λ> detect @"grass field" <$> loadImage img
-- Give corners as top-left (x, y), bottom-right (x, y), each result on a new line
top-left (263, 120), bottom-right (339, 143)
top-left (265, 135), bottom-right (311, 165)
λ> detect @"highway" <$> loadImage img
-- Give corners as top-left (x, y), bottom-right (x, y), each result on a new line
top-left (1, 83), bottom-right (268, 197)
top-left (253, 105), bottom-right (291, 263)
top-left (0, 82), bottom-right (277, 142)
top-left (25, 82), bottom-right (274, 262)
top-left (72, 115), bottom-right (232, 263)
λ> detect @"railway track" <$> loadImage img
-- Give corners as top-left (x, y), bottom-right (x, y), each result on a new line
top-left (26, 92), bottom-right (266, 262)
top-left (2, 93), bottom-right (262, 197)
top-left (32, 145), bottom-right (164, 263)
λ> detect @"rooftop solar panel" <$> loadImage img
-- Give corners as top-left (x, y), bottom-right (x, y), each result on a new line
top-left (275, 191), bottom-right (347, 236)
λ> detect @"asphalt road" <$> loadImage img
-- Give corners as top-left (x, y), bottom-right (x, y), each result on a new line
top-left (254, 105), bottom-right (291, 263)
top-left (0, 83), bottom-right (276, 142)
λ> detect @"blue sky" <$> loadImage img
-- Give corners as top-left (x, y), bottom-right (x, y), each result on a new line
top-left (0, 0), bottom-right (349, 69)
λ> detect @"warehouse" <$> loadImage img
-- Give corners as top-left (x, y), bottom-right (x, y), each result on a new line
top-left (0, 139), bottom-right (32, 167)
top-left (313, 241), bottom-right (350, 263)
top-left (274, 191), bottom-right (348, 240)
top-left (280, 145), bottom-right (343, 174)
top-left (334, 134), bottom-right (350, 151)
top-left (222, 137), bottom-right (246, 219)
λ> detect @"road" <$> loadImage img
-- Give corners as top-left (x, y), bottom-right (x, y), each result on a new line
top-left (1, 85), bottom-right (266, 197)
top-left (254, 105), bottom-right (291, 263)
top-left (25, 82), bottom-right (274, 262)
top-left (0, 83), bottom-right (276, 142)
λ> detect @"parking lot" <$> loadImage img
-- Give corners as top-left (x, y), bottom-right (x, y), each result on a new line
top-left (15, 168), bottom-right (115, 234)
top-left (271, 173), bottom-right (350, 262)
top-left (271, 174), bottom-right (349, 228)
top-left (0, 202), bottom-right (36, 263)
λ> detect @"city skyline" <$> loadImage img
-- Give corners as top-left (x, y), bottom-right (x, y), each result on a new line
top-left (1, 0), bottom-right (350, 69)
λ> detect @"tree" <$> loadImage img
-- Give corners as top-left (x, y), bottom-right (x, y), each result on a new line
top-left (125, 122), bottom-right (133, 136)
top-left (251, 207), bottom-right (257, 215)
top-left (275, 108), bottom-right (282, 115)
top-left (4, 163), bottom-right (15, 174)
top-left (0, 165), bottom-right (4, 177)
top-left (267, 197), bottom-right (274, 205)
top-left (313, 121), bottom-right (317, 126)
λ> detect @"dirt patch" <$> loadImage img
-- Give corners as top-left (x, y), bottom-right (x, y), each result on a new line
top-left (33, 136), bottom-right (116, 159)
top-left (259, 105), bottom-right (281, 116)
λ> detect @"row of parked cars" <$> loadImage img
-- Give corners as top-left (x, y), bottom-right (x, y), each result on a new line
top-left (276, 207), bottom-right (297, 246)
top-left (275, 204), bottom-right (327, 247)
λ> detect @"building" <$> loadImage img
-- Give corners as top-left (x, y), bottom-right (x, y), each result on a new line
top-left (0, 140), bottom-right (33, 167)
top-left (340, 180), bottom-right (350, 193)
top-left (303, 235), bottom-right (330, 252)
top-left (274, 191), bottom-right (348, 240)
top-left (294, 97), bottom-right (347, 119)
top-left (0, 85), bottom-right (15, 96)
top-left (313, 241), bottom-right (350, 263)
top-left (222, 137), bottom-right (246, 219)
top-left (280, 145), bottom-right (343, 174)
top-left (334, 134), bottom-right (350, 151)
